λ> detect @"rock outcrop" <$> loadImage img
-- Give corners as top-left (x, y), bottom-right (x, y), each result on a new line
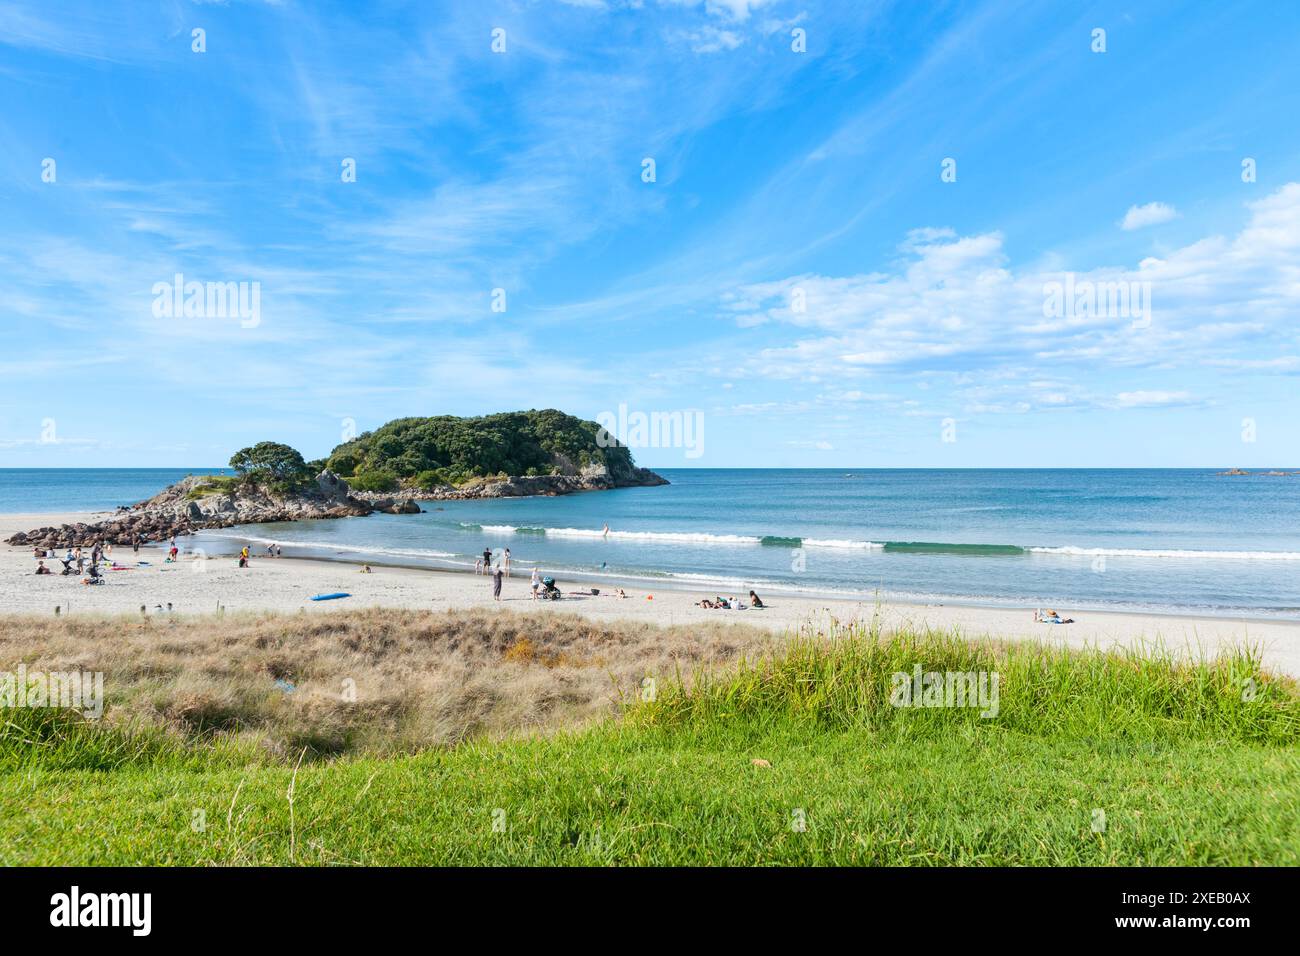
top-left (6, 464), bottom-right (670, 551)
top-left (351, 466), bottom-right (669, 503)
top-left (6, 471), bottom-right (373, 550)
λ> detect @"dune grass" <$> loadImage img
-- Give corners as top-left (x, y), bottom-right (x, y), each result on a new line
top-left (1, 611), bottom-right (1297, 865)
top-left (0, 608), bottom-right (772, 758)
top-left (636, 622), bottom-right (1299, 744)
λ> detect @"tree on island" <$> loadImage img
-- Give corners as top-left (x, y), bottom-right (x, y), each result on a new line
top-left (229, 441), bottom-right (313, 493)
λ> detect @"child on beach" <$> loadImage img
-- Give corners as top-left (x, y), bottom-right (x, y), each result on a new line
top-left (492, 566), bottom-right (504, 601)
top-left (35, 561), bottom-right (51, 575)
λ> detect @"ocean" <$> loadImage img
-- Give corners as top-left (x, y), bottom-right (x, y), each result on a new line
top-left (0, 468), bottom-right (229, 513)
top-left (5, 468), bottom-right (1299, 618)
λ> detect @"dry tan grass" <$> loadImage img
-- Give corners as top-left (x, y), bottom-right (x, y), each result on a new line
top-left (0, 607), bottom-right (777, 758)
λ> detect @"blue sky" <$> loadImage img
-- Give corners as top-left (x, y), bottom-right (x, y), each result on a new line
top-left (1, 0), bottom-right (1297, 469)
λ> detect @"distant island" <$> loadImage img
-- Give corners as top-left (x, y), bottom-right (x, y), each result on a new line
top-left (7, 410), bottom-right (667, 550)
top-left (1216, 469), bottom-right (1300, 476)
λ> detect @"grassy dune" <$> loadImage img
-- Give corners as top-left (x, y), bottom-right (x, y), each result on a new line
top-left (0, 608), bottom-right (773, 757)
top-left (1, 611), bottom-right (1297, 865)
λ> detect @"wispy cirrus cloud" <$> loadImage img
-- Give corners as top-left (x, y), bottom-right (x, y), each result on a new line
top-left (1, 0), bottom-right (1298, 468)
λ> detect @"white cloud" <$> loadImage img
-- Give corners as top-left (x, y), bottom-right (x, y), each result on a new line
top-left (1121, 201), bottom-right (1179, 231)
top-left (1113, 390), bottom-right (1193, 408)
top-left (719, 183), bottom-right (1300, 414)
top-left (661, 0), bottom-right (777, 21)
top-left (669, 25), bottom-right (744, 53)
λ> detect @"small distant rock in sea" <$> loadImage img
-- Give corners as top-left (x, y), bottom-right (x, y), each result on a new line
top-left (1216, 468), bottom-right (1299, 477)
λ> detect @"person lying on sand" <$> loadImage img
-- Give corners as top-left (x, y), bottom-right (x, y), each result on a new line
top-left (1035, 608), bottom-right (1075, 624)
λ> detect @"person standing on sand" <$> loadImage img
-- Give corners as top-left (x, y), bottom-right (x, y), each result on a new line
top-left (492, 566), bottom-right (503, 601)
top-left (530, 567), bottom-right (540, 600)
top-left (503, 548), bottom-right (511, 577)
top-left (132, 535), bottom-right (140, 555)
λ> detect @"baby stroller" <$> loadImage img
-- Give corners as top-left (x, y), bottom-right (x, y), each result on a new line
top-left (539, 576), bottom-right (562, 601)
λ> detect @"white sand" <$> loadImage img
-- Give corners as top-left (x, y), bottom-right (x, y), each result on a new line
top-left (5, 511), bottom-right (1298, 676)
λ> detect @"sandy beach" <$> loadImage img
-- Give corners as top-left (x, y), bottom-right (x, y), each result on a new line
top-left (5, 510), bottom-right (1298, 677)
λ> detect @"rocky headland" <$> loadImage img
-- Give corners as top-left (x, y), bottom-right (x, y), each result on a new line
top-left (6, 465), bottom-right (669, 551)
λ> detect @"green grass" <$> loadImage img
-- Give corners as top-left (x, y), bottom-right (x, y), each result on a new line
top-left (183, 475), bottom-right (242, 500)
top-left (2, 626), bottom-right (1297, 865)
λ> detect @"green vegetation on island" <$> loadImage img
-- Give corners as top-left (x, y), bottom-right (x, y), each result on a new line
top-left (325, 409), bottom-right (639, 491)
top-left (181, 442), bottom-right (314, 500)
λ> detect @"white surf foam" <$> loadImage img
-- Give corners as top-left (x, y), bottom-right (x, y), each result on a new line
top-left (1027, 546), bottom-right (1300, 561)
top-left (802, 538), bottom-right (884, 550)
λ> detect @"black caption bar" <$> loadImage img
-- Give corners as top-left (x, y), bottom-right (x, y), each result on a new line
top-left (0, 867), bottom-right (1286, 942)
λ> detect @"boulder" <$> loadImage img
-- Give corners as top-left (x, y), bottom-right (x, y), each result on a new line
top-left (316, 470), bottom-right (352, 502)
